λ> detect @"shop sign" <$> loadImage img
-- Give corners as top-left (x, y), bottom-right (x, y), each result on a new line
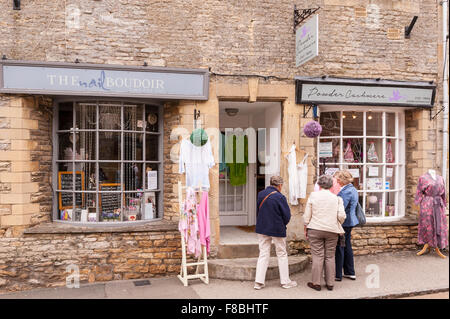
top-left (0, 60), bottom-right (209, 100)
top-left (295, 14), bottom-right (319, 67)
top-left (295, 77), bottom-right (436, 108)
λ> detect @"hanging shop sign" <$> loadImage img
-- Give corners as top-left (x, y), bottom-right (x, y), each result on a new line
top-left (295, 77), bottom-right (436, 108)
top-left (295, 14), bottom-right (319, 67)
top-left (0, 60), bottom-right (209, 100)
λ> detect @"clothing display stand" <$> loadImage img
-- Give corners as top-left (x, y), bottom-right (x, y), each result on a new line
top-left (177, 181), bottom-right (209, 286)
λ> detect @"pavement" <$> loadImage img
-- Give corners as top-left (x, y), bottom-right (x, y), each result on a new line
top-left (0, 250), bottom-right (448, 299)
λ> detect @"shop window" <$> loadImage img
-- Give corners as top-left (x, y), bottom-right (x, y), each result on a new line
top-left (317, 109), bottom-right (405, 220)
top-left (54, 101), bottom-right (162, 223)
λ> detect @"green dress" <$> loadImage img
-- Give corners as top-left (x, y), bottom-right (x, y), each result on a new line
top-left (225, 134), bottom-right (248, 186)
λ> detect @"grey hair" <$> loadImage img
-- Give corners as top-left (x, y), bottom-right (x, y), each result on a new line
top-left (270, 175), bottom-right (284, 186)
top-left (317, 175), bottom-right (334, 190)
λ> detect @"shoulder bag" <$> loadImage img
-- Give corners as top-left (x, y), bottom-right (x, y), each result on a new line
top-left (355, 201), bottom-right (366, 226)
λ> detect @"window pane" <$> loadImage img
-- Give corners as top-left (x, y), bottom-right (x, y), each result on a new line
top-left (386, 165), bottom-right (396, 189)
top-left (57, 192), bottom-right (74, 220)
top-left (236, 196), bottom-right (243, 211)
top-left (342, 164), bottom-right (364, 191)
top-left (343, 138), bottom-right (363, 163)
top-left (100, 191), bottom-right (122, 222)
top-left (76, 103), bottom-right (96, 130)
top-left (366, 168), bottom-right (383, 191)
top-left (318, 138), bottom-right (340, 164)
top-left (99, 132), bottom-right (121, 161)
top-left (145, 135), bottom-right (159, 161)
top-left (124, 133), bottom-right (143, 161)
top-left (99, 162), bottom-right (121, 186)
top-left (99, 103), bottom-right (121, 130)
top-left (366, 111), bottom-right (382, 136)
top-left (124, 163), bottom-right (143, 191)
top-left (142, 192), bottom-right (158, 220)
top-left (145, 105), bottom-right (160, 133)
top-left (227, 184), bottom-right (235, 195)
top-left (343, 111), bottom-right (363, 136)
top-left (226, 196), bottom-right (235, 211)
top-left (319, 111), bottom-right (340, 136)
top-left (366, 192), bottom-right (383, 217)
top-left (219, 196), bottom-right (225, 211)
top-left (385, 192), bottom-right (396, 216)
top-left (124, 104), bottom-right (144, 131)
top-left (366, 139), bottom-right (383, 163)
top-left (58, 102), bottom-right (73, 130)
top-left (79, 131), bottom-right (96, 160)
top-left (386, 113), bottom-right (396, 137)
top-left (386, 139), bottom-right (395, 163)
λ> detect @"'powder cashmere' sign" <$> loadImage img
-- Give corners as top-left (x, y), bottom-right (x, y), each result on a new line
top-left (0, 60), bottom-right (209, 100)
top-left (295, 77), bottom-right (436, 108)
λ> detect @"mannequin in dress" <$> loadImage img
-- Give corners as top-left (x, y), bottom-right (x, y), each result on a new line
top-left (416, 169), bottom-right (447, 259)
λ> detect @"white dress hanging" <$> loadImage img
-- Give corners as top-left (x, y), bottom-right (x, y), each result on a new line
top-left (298, 153), bottom-right (308, 199)
top-left (286, 144), bottom-right (304, 205)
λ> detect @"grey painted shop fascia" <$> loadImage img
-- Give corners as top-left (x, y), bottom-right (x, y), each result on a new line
top-left (295, 76), bottom-right (436, 108)
top-left (0, 60), bottom-right (209, 100)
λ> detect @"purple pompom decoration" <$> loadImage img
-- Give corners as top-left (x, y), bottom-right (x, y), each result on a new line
top-left (303, 121), bottom-right (322, 138)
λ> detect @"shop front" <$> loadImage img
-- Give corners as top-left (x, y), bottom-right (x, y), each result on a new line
top-left (0, 60), bottom-right (212, 291)
top-left (289, 76), bottom-right (437, 255)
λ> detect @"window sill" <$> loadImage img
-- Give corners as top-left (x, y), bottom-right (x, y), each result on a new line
top-left (24, 219), bottom-right (178, 235)
top-left (363, 216), bottom-right (418, 227)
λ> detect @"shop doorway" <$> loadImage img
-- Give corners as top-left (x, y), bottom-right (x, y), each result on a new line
top-left (219, 101), bottom-right (281, 226)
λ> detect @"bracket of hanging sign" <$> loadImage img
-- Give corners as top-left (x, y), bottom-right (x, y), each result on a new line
top-left (429, 105), bottom-right (446, 121)
top-left (303, 104), bottom-right (317, 118)
top-left (294, 5), bottom-right (320, 33)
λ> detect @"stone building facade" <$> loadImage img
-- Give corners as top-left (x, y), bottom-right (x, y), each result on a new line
top-left (0, 0), bottom-right (448, 292)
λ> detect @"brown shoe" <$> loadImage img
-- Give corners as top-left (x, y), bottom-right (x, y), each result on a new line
top-left (326, 285), bottom-right (334, 291)
top-left (307, 282), bottom-right (321, 291)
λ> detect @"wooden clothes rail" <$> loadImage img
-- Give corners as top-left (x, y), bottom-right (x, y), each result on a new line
top-left (177, 181), bottom-right (209, 286)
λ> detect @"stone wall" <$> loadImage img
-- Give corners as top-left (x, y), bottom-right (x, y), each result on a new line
top-left (0, 96), bottom-right (53, 237)
top-left (0, 226), bottom-right (182, 292)
top-left (288, 223), bottom-right (419, 256)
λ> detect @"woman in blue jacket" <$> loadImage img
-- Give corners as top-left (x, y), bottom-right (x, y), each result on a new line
top-left (254, 176), bottom-right (297, 290)
top-left (334, 170), bottom-right (359, 281)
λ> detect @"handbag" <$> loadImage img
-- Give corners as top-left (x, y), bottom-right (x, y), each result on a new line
top-left (355, 202), bottom-right (366, 226)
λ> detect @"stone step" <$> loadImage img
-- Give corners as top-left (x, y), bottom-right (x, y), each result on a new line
top-left (217, 244), bottom-right (276, 259)
top-left (208, 256), bottom-right (310, 281)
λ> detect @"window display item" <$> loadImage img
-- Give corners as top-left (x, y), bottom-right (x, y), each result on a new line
top-left (367, 141), bottom-right (379, 162)
top-left (343, 141), bottom-right (355, 163)
top-left (81, 209), bottom-right (88, 222)
top-left (303, 120), bottom-right (322, 138)
top-left (88, 213), bottom-right (96, 222)
top-left (386, 141), bottom-right (394, 163)
top-left (144, 192), bottom-right (156, 220)
top-left (179, 138), bottom-right (215, 190)
top-left (414, 172), bottom-right (448, 250)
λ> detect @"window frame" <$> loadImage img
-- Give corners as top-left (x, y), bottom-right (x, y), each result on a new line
top-left (317, 105), bottom-right (407, 222)
top-left (52, 97), bottom-right (164, 225)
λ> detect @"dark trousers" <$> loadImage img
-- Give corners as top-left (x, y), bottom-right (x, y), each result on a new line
top-left (335, 226), bottom-right (355, 278)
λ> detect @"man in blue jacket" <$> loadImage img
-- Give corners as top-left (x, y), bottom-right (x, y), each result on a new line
top-left (254, 176), bottom-right (297, 290)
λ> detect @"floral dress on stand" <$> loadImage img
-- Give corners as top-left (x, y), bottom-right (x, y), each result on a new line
top-left (178, 187), bottom-right (201, 257)
top-left (414, 173), bottom-right (448, 249)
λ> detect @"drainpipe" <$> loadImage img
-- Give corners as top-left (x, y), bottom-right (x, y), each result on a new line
top-left (442, 0), bottom-right (449, 186)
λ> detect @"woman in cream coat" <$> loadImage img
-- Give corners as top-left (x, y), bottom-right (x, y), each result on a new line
top-left (303, 175), bottom-right (346, 291)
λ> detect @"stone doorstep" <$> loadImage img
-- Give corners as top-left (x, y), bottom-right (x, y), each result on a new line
top-left (208, 256), bottom-right (310, 281)
top-left (217, 243), bottom-right (276, 259)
